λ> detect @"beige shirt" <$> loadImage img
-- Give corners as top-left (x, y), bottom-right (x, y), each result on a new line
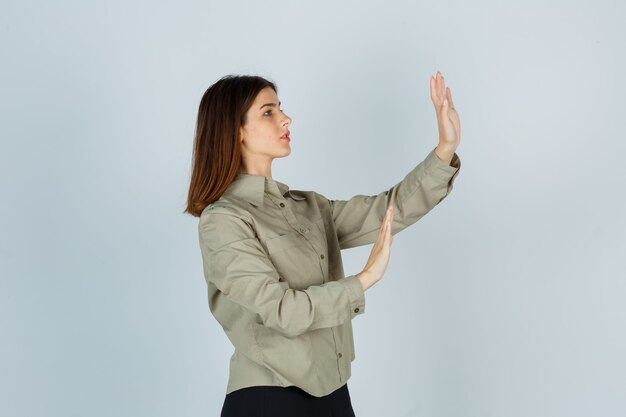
top-left (198, 146), bottom-right (461, 397)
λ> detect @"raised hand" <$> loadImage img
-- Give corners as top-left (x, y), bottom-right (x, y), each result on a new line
top-left (430, 71), bottom-right (461, 153)
top-left (356, 206), bottom-right (394, 291)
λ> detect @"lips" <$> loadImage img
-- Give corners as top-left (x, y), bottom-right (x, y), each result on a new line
top-left (280, 130), bottom-right (290, 139)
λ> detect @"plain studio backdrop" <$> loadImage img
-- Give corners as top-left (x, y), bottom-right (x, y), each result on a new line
top-left (2, 1), bottom-right (625, 416)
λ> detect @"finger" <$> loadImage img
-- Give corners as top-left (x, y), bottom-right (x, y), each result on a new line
top-left (375, 216), bottom-right (385, 243)
top-left (430, 75), bottom-right (440, 107)
top-left (385, 215), bottom-right (393, 246)
top-left (446, 87), bottom-right (454, 109)
top-left (430, 75), bottom-right (437, 99)
top-left (383, 207), bottom-right (392, 228)
top-left (440, 72), bottom-right (446, 101)
top-left (436, 71), bottom-right (444, 102)
top-left (383, 210), bottom-right (391, 234)
top-left (376, 208), bottom-right (391, 242)
top-left (440, 79), bottom-right (448, 114)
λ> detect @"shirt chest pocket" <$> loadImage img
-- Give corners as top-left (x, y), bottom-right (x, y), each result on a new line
top-left (263, 231), bottom-right (324, 290)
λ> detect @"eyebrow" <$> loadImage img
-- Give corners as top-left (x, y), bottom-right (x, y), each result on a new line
top-left (259, 101), bottom-right (281, 110)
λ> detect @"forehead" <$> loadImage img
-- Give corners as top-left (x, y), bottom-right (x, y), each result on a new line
top-left (253, 86), bottom-right (278, 103)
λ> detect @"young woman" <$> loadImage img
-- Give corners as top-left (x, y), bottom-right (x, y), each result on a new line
top-left (185, 73), bottom-right (461, 417)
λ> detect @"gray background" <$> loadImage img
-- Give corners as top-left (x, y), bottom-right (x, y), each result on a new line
top-left (2, 0), bottom-right (625, 416)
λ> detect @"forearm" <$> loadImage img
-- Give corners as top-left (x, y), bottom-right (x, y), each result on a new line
top-left (357, 270), bottom-right (375, 291)
top-left (328, 146), bottom-right (460, 249)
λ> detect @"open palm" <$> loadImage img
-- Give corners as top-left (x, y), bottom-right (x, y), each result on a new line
top-left (430, 71), bottom-right (461, 150)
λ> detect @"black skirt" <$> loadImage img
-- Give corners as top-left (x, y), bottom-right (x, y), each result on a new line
top-left (220, 383), bottom-right (356, 417)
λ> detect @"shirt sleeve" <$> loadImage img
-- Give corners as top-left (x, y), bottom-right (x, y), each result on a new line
top-left (326, 146), bottom-right (461, 249)
top-left (198, 210), bottom-right (366, 339)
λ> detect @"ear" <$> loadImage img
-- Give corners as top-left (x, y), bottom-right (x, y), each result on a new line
top-left (239, 124), bottom-right (249, 142)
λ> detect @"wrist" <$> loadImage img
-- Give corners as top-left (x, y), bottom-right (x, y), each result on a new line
top-left (435, 145), bottom-right (455, 165)
top-left (356, 271), bottom-right (371, 291)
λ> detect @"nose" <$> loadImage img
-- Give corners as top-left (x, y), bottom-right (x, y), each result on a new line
top-left (282, 113), bottom-right (292, 127)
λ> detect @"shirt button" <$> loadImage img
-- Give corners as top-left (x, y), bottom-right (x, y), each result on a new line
top-left (299, 227), bottom-right (306, 233)
top-left (320, 254), bottom-right (324, 259)
top-left (354, 308), bottom-right (360, 313)
top-left (337, 352), bottom-right (342, 358)
top-left (279, 203), bottom-right (285, 208)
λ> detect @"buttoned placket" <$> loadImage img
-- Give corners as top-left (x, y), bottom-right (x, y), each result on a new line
top-left (263, 185), bottom-right (329, 284)
top-left (264, 181), bottom-right (346, 384)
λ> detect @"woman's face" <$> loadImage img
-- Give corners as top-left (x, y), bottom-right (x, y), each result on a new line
top-left (239, 86), bottom-right (292, 167)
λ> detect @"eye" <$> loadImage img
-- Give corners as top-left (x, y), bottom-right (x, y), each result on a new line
top-left (263, 108), bottom-right (285, 116)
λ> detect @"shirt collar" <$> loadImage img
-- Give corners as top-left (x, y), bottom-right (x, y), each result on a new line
top-left (223, 173), bottom-right (306, 207)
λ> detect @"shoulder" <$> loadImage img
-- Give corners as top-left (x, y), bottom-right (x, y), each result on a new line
top-left (289, 189), bottom-right (329, 205)
top-left (198, 199), bottom-right (256, 248)
top-left (199, 193), bottom-right (254, 223)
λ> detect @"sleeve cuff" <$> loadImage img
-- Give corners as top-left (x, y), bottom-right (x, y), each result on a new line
top-left (426, 147), bottom-right (461, 172)
top-left (341, 275), bottom-right (366, 318)
top-left (422, 147), bottom-right (461, 192)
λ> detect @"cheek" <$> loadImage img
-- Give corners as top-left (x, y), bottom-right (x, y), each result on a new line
top-left (243, 134), bottom-right (274, 153)
top-left (242, 124), bottom-right (278, 151)
top-left (259, 127), bottom-right (279, 144)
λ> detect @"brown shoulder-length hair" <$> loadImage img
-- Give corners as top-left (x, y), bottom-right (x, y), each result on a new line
top-left (184, 74), bottom-right (277, 217)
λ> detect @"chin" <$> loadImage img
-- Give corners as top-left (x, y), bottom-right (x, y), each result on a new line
top-left (276, 145), bottom-right (291, 157)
